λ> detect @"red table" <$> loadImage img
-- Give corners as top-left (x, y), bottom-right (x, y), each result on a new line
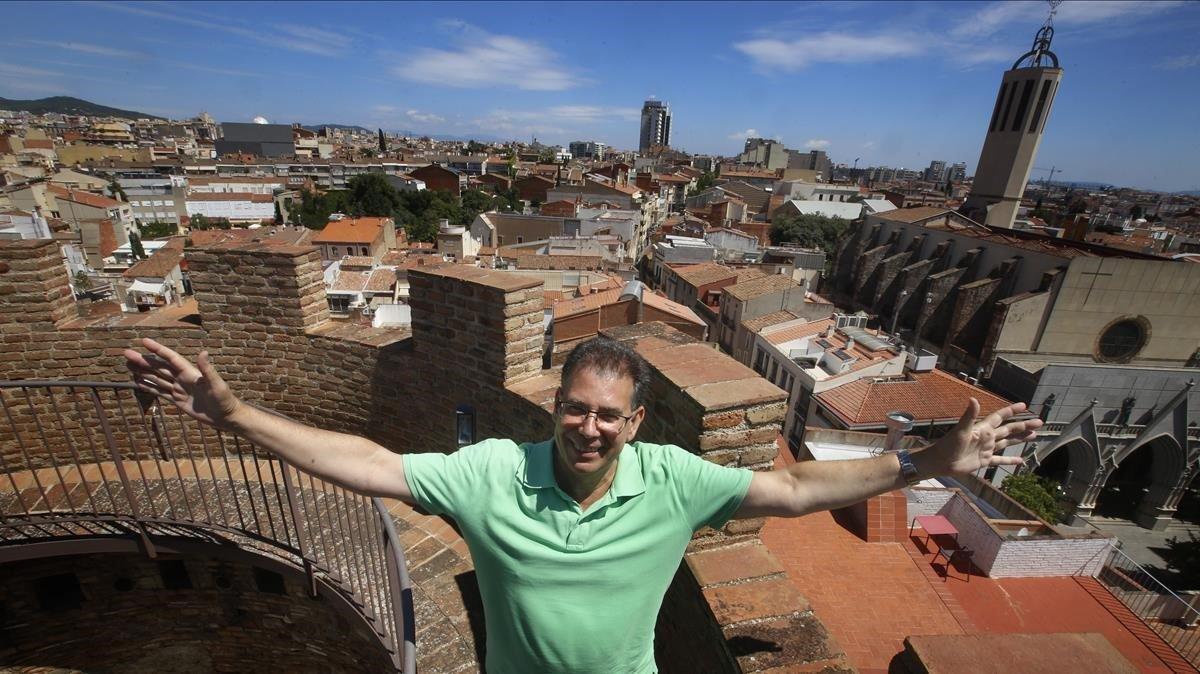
top-left (910, 515), bottom-right (958, 546)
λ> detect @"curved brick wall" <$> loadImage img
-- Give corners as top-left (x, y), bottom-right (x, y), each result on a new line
top-left (0, 551), bottom-right (392, 672)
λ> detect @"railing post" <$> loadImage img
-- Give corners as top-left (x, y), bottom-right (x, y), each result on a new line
top-left (88, 387), bottom-right (156, 559)
top-left (279, 458), bottom-right (318, 598)
top-left (375, 499), bottom-right (416, 674)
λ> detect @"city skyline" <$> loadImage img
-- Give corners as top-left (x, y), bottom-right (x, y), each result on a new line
top-left (1, 1), bottom-right (1198, 191)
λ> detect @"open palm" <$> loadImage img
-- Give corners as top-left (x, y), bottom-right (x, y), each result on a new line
top-left (124, 338), bottom-right (241, 430)
top-left (930, 398), bottom-right (1042, 475)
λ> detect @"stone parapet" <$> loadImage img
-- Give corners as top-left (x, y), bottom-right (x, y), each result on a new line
top-left (187, 242), bottom-right (329, 334)
top-left (0, 239), bottom-right (75, 331)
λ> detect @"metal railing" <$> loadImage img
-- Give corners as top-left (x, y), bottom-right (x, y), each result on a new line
top-left (0, 381), bottom-right (415, 674)
top-left (1096, 543), bottom-right (1200, 669)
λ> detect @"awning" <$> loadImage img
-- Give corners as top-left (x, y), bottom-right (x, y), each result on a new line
top-left (128, 280), bottom-right (166, 294)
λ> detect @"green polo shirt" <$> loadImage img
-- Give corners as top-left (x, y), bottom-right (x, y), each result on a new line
top-left (403, 438), bottom-right (753, 674)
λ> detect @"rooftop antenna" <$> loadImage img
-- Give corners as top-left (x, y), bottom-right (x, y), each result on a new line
top-left (1014, 0), bottom-right (1062, 69)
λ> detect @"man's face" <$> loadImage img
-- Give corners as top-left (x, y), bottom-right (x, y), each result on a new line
top-left (553, 367), bottom-right (645, 481)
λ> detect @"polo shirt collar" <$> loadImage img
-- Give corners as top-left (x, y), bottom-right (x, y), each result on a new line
top-left (520, 440), bottom-right (646, 499)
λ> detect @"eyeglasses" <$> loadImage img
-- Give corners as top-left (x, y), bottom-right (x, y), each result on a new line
top-left (556, 400), bottom-right (636, 433)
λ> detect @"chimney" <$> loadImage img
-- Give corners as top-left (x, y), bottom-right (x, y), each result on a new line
top-left (883, 411), bottom-right (914, 453)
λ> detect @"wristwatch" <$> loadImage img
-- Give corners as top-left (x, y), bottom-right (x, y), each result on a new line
top-left (896, 449), bottom-right (921, 486)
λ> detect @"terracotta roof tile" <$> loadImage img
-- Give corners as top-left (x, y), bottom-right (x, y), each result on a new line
top-left (672, 262), bottom-right (737, 287)
top-left (185, 192), bottom-right (274, 203)
top-left (364, 268), bottom-right (398, 292)
top-left (124, 238), bottom-right (184, 279)
top-left (743, 310), bottom-right (800, 333)
top-left (724, 273), bottom-right (803, 301)
top-left (328, 270), bottom-right (370, 292)
top-left (814, 368), bottom-right (1013, 427)
top-left (48, 185), bottom-right (121, 209)
top-left (312, 216), bottom-right (391, 245)
top-left (765, 318), bottom-right (835, 345)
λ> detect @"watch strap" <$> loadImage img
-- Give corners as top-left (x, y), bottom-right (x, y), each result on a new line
top-left (896, 448), bottom-right (920, 486)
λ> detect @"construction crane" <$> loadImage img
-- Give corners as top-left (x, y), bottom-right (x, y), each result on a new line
top-left (1032, 166), bottom-right (1060, 190)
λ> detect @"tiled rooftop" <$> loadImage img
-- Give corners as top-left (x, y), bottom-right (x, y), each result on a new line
top-left (813, 368), bottom-right (1014, 427)
top-left (672, 262), bottom-right (737, 287)
top-left (761, 449), bottom-right (1184, 673)
top-left (742, 309), bottom-right (800, 333)
top-left (312, 216), bottom-right (391, 244)
top-left (724, 273), bottom-right (803, 301)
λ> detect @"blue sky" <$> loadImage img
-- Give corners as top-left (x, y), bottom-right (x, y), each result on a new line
top-left (2, 1), bottom-right (1199, 192)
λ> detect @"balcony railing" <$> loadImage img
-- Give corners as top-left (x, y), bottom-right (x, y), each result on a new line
top-left (0, 380), bottom-right (415, 674)
top-left (1095, 543), bottom-right (1200, 669)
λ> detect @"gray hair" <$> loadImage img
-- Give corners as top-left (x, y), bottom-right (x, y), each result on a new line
top-left (561, 336), bottom-right (652, 410)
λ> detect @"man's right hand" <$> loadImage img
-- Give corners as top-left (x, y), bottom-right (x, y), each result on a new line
top-left (125, 338), bottom-right (243, 430)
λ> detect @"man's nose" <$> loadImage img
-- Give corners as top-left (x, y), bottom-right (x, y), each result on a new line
top-left (578, 412), bottom-right (603, 436)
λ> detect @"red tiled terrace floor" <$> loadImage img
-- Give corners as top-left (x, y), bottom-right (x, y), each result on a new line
top-left (760, 450), bottom-right (1188, 673)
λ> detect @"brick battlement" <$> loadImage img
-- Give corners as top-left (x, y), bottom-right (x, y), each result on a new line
top-left (0, 238), bottom-right (843, 673)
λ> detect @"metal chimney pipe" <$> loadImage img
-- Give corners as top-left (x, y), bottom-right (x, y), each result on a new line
top-left (883, 411), bottom-right (914, 453)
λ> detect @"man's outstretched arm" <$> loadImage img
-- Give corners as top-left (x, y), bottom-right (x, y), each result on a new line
top-left (125, 338), bottom-right (415, 502)
top-left (734, 399), bottom-right (1041, 519)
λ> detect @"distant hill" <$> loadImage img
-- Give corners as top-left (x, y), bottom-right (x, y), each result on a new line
top-left (1174, 190), bottom-right (1200, 197)
top-left (302, 123), bottom-right (372, 134)
top-left (0, 96), bottom-right (163, 120)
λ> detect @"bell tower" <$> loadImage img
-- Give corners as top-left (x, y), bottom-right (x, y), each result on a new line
top-left (961, 2), bottom-right (1064, 229)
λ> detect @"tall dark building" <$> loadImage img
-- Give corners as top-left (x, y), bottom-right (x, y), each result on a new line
top-left (960, 23), bottom-right (1063, 229)
top-left (215, 122), bottom-right (296, 158)
top-left (639, 100), bottom-right (671, 153)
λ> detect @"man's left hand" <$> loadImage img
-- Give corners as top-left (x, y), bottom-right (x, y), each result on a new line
top-left (919, 399), bottom-right (1042, 477)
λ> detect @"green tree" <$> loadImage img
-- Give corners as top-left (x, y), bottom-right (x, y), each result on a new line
top-left (296, 189), bottom-right (352, 229)
top-left (107, 180), bottom-right (127, 202)
top-left (404, 218), bottom-right (440, 243)
top-left (377, 128), bottom-right (387, 154)
top-left (461, 189), bottom-right (494, 217)
top-left (768, 212), bottom-right (850, 253)
top-left (139, 221), bottom-right (178, 239)
top-left (1162, 530), bottom-right (1200, 584)
top-left (274, 201), bottom-right (284, 225)
top-left (72, 270), bottom-right (91, 291)
top-left (466, 139), bottom-right (487, 154)
top-left (129, 231), bottom-right (146, 260)
top-left (688, 171), bottom-right (716, 196)
top-left (188, 214), bottom-right (231, 231)
top-left (1000, 473), bottom-right (1063, 523)
top-left (346, 173), bottom-right (401, 217)
top-left (1130, 204), bottom-right (1145, 220)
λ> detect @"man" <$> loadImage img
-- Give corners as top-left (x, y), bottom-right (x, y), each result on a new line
top-left (125, 335), bottom-right (1038, 674)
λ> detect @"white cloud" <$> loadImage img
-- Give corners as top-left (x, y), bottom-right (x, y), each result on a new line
top-left (728, 128), bottom-right (758, 140)
top-left (804, 139), bottom-right (831, 150)
top-left (26, 39), bottom-right (143, 58)
top-left (951, 0), bottom-right (1183, 38)
top-left (372, 105), bottom-right (397, 113)
top-left (406, 109), bottom-right (444, 124)
top-left (95, 2), bottom-right (351, 56)
top-left (734, 31), bottom-right (924, 70)
top-left (272, 23), bottom-right (352, 56)
top-left (1159, 53), bottom-right (1200, 70)
top-left (0, 64), bottom-right (64, 79)
top-left (392, 25), bottom-right (580, 90)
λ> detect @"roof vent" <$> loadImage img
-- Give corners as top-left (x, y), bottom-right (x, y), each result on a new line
top-left (884, 411), bottom-right (914, 453)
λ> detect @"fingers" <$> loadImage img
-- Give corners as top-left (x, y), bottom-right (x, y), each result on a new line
top-left (993, 417), bottom-right (1043, 440)
top-left (987, 454), bottom-right (1025, 467)
top-left (983, 401), bottom-right (1027, 428)
top-left (955, 398), bottom-right (980, 431)
top-left (197, 350), bottom-right (222, 385)
top-left (141, 337), bottom-right (200, 378)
